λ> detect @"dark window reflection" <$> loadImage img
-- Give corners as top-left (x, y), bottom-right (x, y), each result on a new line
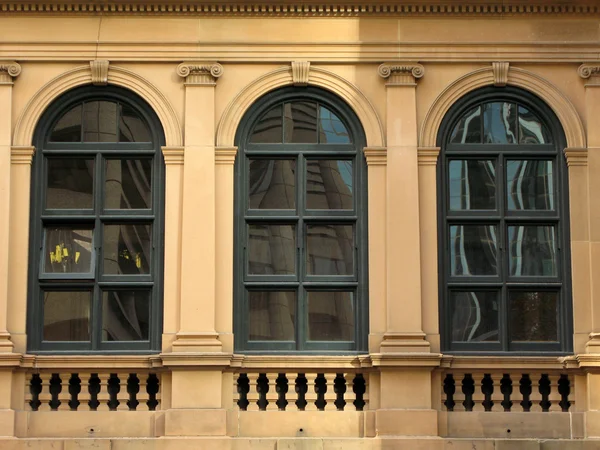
top-left (248, 224), bottom-right (296, 275)
top-left (450, 106), bottom-right (481, 144)
top-left (248, 159), bottom-right (295, 209)
top-left (103, 224), bottom-right (151, 275)
top-left (319, 106), bottom-right (350, 144)
top-left (450, 291), bottom-right (499, 342)
top-left (43, 227), bottom-right (93, 274)
top-left (248, 291), bottom-right (296, 341)
top-left (306, 160), bottom-right (353, 210)
top-left (46, 158), bottom-right (94, 209)
top-left (43, 291), bottom-right (91, 341)
top-left (105, 159), bottom-right (152, 209)
top-left (306, 224), bottom-right (354, 275)
top-left (450, 225), bottom-right (498, 276)
top-left (284, 102), bottom-right (318, 143)
top-left (518, 106), bottom-right (551, 144)
top-left (102, 290), bottom-right (150, 341)
top-left (308, 291), bottom-right (354, 341)
top-left (119, 104), bottom-right (151, 142)
top-left (83, 101), bottom-right (118, 142)
top-left (483, 102), bottom-right (517, 144)
top-left (508, 225), bottom-right (557, 277)
top-left (250, 105), bottom-right (282, 143)
top-left (509, 291), bottom-right (558, 341)
top-left (507, 160), bottom-right (554, 210)
top-left (448, 159), bottom-right (495, 210)
top-left (50, 104), bottom-right (82, 142)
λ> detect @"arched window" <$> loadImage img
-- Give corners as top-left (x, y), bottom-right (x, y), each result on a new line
top-left (28, 86), bottom-right (165, 352)
top-left (234, 87), bottom-right (368, 353)
top-left (438, 87), bottom-right (572, 354)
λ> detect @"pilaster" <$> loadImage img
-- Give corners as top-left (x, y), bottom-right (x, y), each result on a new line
top-left (0, 62), bottom-right (21, 354)
top-left (377, 62), bottom-right (429, 353)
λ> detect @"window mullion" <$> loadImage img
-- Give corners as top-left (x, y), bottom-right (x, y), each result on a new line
top-left (298, 152), bottom-right (305, 350)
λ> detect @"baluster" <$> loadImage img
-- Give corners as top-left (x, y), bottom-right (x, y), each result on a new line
top-left (314, 373), bottom-right (327, 411)
top-left (135, 373), bottom-right (150, 412)
top-left (256, 373), bottom-right (269, 411)
top-left (443, 374), bottom-right (455, 411)
top-left (266, 372), bottom-right (279, 411)
top-left (237, 373), bottom-right (250, 411)
top-left (538, 374), bottom-right (551, 412)
top-left (275, 373), bottom-right (288, 411)
top-left (462, 374), bottom-right (475, 412)
top-left (548, 374), bottom-right (562, 412)
top-left (305, 373), bottom-right (318, 411)
top-left (519, 374), bottom-right (532, 412)
top-left (334, 373), bottom-right (346, 411)
top-left (116, 372), bottom-right (129, 411)
top-left (295, 373), bottom-right (308, 411)
top-left (88, 373), bottom-right (101, 411)
top-left (146, 373), bottom-right (160, 411)
top-left (96, 373), bottom-right (110, 411)
top-left (49, 373), bottom-right (62, 411)
top-left (558, 374), bottom-right (571, 412)
top-left (500, 374), bottom-right (513, 412)
top-left (352, 373), bottom-right (366, 411)
top-left (29, 373), bottom-right (42, 411)
top-left (529, 373), bottom-right (543, 412)
top-left (126, 373), bottom-right (140, 411)
top-left (481, 374), bottom-right (494, 411)
top-left (68, 373), bottom-right (82, 411)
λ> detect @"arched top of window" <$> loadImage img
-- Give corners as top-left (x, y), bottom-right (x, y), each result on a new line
top-left (49, 99), bottom-right (152, 143)
top-left (449, 101), bottom-right (552, 145)
top-left (249, 101), bottom-right (352, 144)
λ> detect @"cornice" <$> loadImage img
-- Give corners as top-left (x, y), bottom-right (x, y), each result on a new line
top-left (176, 61), bottom-right (223, 85)
top-left (1, 3), bottom-right (599, 16)
top-left (378, 62), bottom-right (424, 86)
top-left (439, 355), bottom-right (572, 371)
top-left (0, 61), bottom-right (21, 84)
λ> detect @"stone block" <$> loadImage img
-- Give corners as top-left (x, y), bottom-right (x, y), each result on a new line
top-left (164, 409), bottom-right (227, 436)
top-left (375, 409), bottom-right (438, 436)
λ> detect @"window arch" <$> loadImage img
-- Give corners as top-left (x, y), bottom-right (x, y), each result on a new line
top-left (438, 86), bottom-right (572, 354)
top-left (28, 85), bottom-right (165, 353)
top-left (234, 87), bottom-right (368, 353)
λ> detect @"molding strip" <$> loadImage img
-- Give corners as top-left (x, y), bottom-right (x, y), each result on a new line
top-left (11, 146), bottom-right (35, 164)
top-left (564, 147), bottom-right (588, 167)
top-left (161, 146), bottom-right (184, 165)
top-left (417, 147), bottom-right (440, 166)
top-left (363, 146), bottom-right (387, 166)
top-left (215, 146), bottom-right (237, 165)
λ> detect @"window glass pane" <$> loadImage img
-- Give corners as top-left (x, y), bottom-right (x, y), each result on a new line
top-left (507, 160), bottom-right (554, 211)
top-left (450, 106), bottom-right (481, 144)
top-left (509, 291), bottom-right (558, 341)
top-left (50, 104), bottom-right (82, 142)
top-left (83, 101), bottom-right (118, 142)
top-left (306, 160), bottom-right (353, 210)
top-left (319, 106), bottom-right (350, 144)
top-left (250, 105), bottom-right (282, 143)
top-left (508, 225), bottom-right (557, 276)
top-left (248, 159), bottom-right (296, 209)
top-left (449, 160), bottom-right (496, 210)
top-left (450, 225), bottom-right (498, 276)
top-left (306, 224), bottom-right (354, 275)
top-left (46, 158), bottom-right (94, 209)
top-left (518, 106), bottom-right (551, 144)
top-left (119, 104), bottom-right (152, 142)
top-left (105, 159), bottom-right (152, 209)
top-left (102, 290), bottom-right (150, 341)
top-left (284, 102), bottom-right (318, 143)
top-left (103, 224), bottom-right (151, 275)
top-left (43, 227), bottom-right (93, 274)
top-left (248, 224), bottom-right (296, 275)
top-left (43, 291), bottom-right (91, 341)
top-left (483, 102), bottom-right (517, 144)
top-left (308, 291), bottom-right (354, 341)
top-left (248, 291), bottom-right (296, 341)
top-left (450, 291), bottom-right (499, 342)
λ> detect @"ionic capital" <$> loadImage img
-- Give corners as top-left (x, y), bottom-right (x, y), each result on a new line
top-left (578, 64), bottom-right (600, 86)
top-left (0, 61), bottom-right (21, 84)
top-left (177, 61), bottom-right (224, 86)
top-left (378, 62), bottom-right (424, 86)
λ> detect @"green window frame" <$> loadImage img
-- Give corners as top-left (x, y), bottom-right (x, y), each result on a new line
top-left (234, 87), bottom-right (369, 353)
top-left (438, 86), bottom-right (573, 354)
top-left (27, 85), bottom-right (165, 353)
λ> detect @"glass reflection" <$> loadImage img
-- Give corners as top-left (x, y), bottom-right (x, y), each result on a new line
top-left (450, 225), bottom-right (498, 276)
top-left (83, 101), bottom-right (118, 142)
top-left (105, 159), bottom-right (152, 209)
top-left (508, 225), bottom-right (557, 276)
top-left (319, 106), bottom-right (350, 144)
top-left (43, 291), bottom-right (91, 341)
top-left (450, 106), bottom-right (481, 144)
top-left (507, 160), bottom-right (554, 210)
top-left (103, 224), bottom-right (151, 275)
top-left (119, 104), bottom-right (152, 142)
top-left (46, 158), bottom-right (94, 209)
top-left (483, 102), bottom-right (517, 144)
top-left (102, 290), bottom-right (150, 341)
top-left (248, 291), bottom-right (296, 341)
top-left (43, 227), bottom-right (93, 274)
top-left (509, 291), bottom-right (558, 341)
top-left (248, 159), bottom-right (296, 209)
top-left (306, 224), bottom-right (354, 275)
top-left (50, 104), bottom-right (82, 142)
top-left (308, 291), bottom-right (354, 341)
top-left (284, 102), bottom-right (318, 143)
top-left (451, 291), bottom-right (499, 342)
top-left (518, 106), bottom-right (551, 144)
top-left (306, 160), bottom-right (353, 209)
top-left (448, 160), bottom-right (495, 210)
top-left (250, 105), bottom-right (282, 143)
top-left (248, 224), bottom-right (296, 275)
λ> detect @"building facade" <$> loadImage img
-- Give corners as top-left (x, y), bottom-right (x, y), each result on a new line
top-left (0, 1), bottom-right (599, 448)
